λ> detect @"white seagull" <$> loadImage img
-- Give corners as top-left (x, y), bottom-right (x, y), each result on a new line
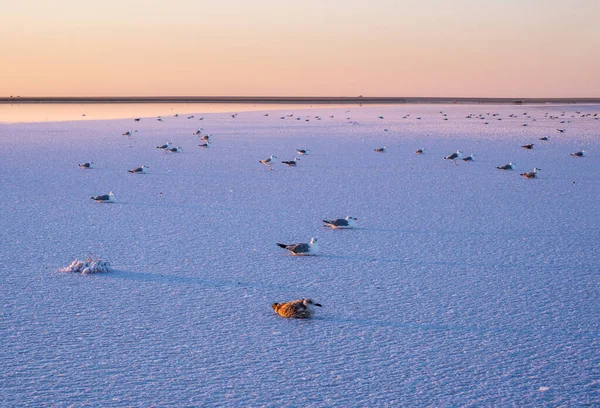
top-left (462, 154), bottom-right (475, 162)
top-left (570, 150), bottom-right (586, 157)
top-left (296, 148), bottom-right (309, 155)
top-left (414, 148), bottom-right (426, 154)
top-left (281, 157), bottom-right (300, 166)
top-left (276, 238), bottom-right (319, 256)
top-left (91, 192), bottom-right (115, 203)
top-left (444, 150), bottom-right (463, 160)
top-left (79, 161), bottom-right (95, 169)
top-left (323, 216), bottom-right (358, 229)
top-left (168, 146), bottom-right (182, 153)
top-left (259, 155), bottom-right (277, 166)
top-left (521, 168), bottom-right (540, 179)
top-left (497, 162), bottom-right (516, 170)
top-left (374, 146), bottom-right (387, 153)
top-left (128, 165), bottom-right (149, 174)
top-left (156, 142), bottom-right (171, 150)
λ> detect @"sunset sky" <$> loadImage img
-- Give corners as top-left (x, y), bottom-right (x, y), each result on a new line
top-left (2, 0), bottom-right (599, 97)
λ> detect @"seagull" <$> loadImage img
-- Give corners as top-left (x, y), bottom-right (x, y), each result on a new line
top-left (134, 118), bottom-right (141, 122)
top-left (90, 192), bottom-right (115, 203)
top-left (201, 134), bottom-right (210, 141)
top-left (168, 146), bottom-right (182, 153)
top-left (271, 298), bottom-right (322, 318)
top-left (497, 162), bottom-right (516, 170)
top-left (193, 129), bottom-right (203, 135)
top-left (462, 154), bottom-right (475, 162)
top-left (281, 157), bottom-right (300, 166)
top-left (156, 142), bottom-right (171, 150)
top-left (198, 142), bottom-right (210, 148)
top-left (522, 144), bottom-right (534, 150)
top-left (570, 150), bottom-right (586, 157)
top-left (122, 130), bottom-right (134, 136)
top-left (414, 148), bottom-right (426, 154)
top-left (79, 161), bottom-right (95, 169)
top-left (128, 165), bottom-right (149, 174)
top-left (374, 146), bottom-right (387, 153)
top-left (296, 149), bottom-right (309, 155)
top-left (539, 137), bottom-right (550, 141)
top-left (521, 168), bottom-right (540, 179)
top-left (259, 155), bottom-right (277, 166)
top-left (557, 129), bottom-right (566, 133)
top-left (444, 150), bottom-right (463, 160)
top-left (323, 216), bottom-right (357, 229)
top-left (276, 238), bottom-right (319, 256)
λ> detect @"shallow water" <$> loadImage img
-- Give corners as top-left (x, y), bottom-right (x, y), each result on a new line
top-left (0, 102), bottom-right (359, 123)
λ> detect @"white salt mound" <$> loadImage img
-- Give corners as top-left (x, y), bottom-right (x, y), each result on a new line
top-left (59, 258), bottom-right (112, 274)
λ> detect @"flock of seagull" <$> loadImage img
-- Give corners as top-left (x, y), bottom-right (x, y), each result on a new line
top-left (376, 109), bottom-right (590, 181)
top-left (78, 107), bottom-right (595, 318)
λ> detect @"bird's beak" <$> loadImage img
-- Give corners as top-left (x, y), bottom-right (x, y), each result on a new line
top-left (314, 303), bottom-right (322, 307)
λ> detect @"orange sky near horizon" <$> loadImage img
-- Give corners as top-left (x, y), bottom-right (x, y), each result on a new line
top-left (1, 0), bottom-right (599, 97)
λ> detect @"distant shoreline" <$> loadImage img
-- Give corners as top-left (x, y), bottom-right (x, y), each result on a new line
top-left (1, 96), bottom-right (600, 105)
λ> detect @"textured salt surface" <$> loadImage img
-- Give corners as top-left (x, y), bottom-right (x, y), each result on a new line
top-left (1, 105), bottom-right (599, 406)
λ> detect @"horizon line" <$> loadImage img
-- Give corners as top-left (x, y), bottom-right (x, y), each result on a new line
top-left (2, 96), bottom-right (600, 105)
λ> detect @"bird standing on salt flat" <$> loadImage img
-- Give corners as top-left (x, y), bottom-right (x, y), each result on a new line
top-left (497, 162), bottom-right (516, 170)
top-left (557, 129), bottom-right (566, 133)
top-left (91, 192), bottom-right (115, 203)
top-left (374, 146), bottom-right (387, 153)
top-left (296, 149), bottom-right (309, 155)
top-left (156, 142), bottom-right (171, 150)
top-left (79, 161), bottom-right (95, 169)
top-left (198, 142), bottom-right (210, 148)
top-left (168, 146), bottom-right (182, 153)
top-left (276, 238), bottom-right (319, 256)
top-left (521, 168), bottom-right (540, 179)
top-left (570, 150), bottom-right (586, 157)
top-left (444, 150), bottom-right (463, 161)
top-left (323, 216), bottom-right (358, 229)
top-left (281, 157), bottom-right (300, 166)
top-left (462, 154), bottom-right (475, 162)
top-left (414, 148), bottom-right (426, 154)
top-left (193, 129), bottom-right (203, 135)
top-left (201, 134), bottom-right (210, 141)
top-left (522, 144), bottom-right (534, 150)
top-left (271, 298), bottom-right (322, 318)
top-left (259, 155), bottom-right (277, 166)
top-left (128, 165), bottom-right (149, 174)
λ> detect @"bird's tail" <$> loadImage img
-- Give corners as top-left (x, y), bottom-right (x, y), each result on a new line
top-left (128, 170), bottom-right (134, 173)
top-left (322, 220), bottom-right (333, 225)
top-left (276, 243), bottom-right (287, 249)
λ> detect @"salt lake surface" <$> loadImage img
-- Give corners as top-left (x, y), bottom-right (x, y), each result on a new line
top-left (1, 104), bottom-right (598, 406)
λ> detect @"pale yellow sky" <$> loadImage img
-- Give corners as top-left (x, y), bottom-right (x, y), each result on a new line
top-left (1, 0), bottom-right (599, 97)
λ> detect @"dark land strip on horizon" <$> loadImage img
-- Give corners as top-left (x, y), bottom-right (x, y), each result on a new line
top-left (1, 96), bottom-right (600, 105)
